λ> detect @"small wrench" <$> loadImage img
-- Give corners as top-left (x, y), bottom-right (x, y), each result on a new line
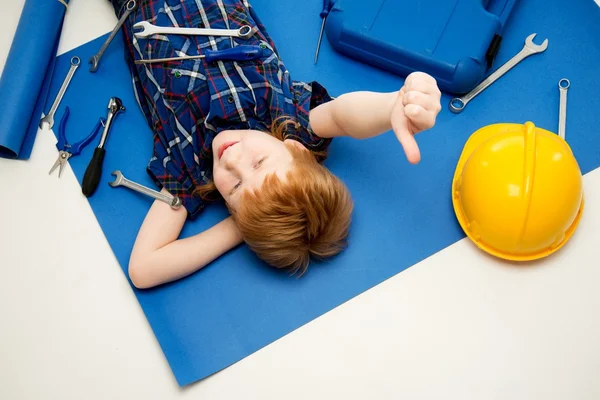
top-left (89, 0), bottom-right (137, 72)
top-left (449, 33), bottom-right (549, 113)
top-left (39, 56), bottom-right (80, 130)
top-left (133, 20), bottom-right (254, 39)
top-left (558, 78), bottom-right (570, 140)
top-left (109, 170), bottom-right (182, 209)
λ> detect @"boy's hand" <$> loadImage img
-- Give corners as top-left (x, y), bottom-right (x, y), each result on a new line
top-left (391, 72), bottom-right (442, 164)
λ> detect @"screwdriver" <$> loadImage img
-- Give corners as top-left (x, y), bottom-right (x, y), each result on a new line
top-left (314, 0), bottom-right (335, 64)
top-left (82, 97), bottom-right (125, 197)
top-left (134, 45), bottom-right (268, 64)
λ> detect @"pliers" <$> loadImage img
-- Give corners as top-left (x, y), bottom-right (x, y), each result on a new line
top-left (49, 107), bottom-right (106, 178)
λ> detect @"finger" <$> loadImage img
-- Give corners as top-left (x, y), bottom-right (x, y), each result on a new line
top-left (402, 90), bottom-right (442, 113)
top-left (405, 71), bottom-right (438, 87)
top-left (404, 76), bottom-right (442, 97)
top-left (390, 100), bottom-right (421, 164)
top-left (404, 103), bottom-right (437, 132)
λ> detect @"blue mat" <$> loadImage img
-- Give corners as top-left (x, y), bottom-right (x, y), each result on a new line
top-left (45, 0), bottom-right (600, 386)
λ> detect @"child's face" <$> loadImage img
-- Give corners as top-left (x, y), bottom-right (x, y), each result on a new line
top-left (212, 129), bottom-right (298, 210)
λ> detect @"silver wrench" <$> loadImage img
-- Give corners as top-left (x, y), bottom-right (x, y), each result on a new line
top-left (133, 21), bottom-right (254, 39)
top-left (449, 33), bottom-right (549, 114)
top-left (109, 170), bottom-right (182, 209)
top-left (89, 0), bottom-right (137, 72)
top-left (558, 78), bottom-right (570, 140)
top-left (39, 56), bottom-right (80, 130)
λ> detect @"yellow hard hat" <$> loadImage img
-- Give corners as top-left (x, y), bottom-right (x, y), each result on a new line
top-left (452, 121), bottom-right (584, 261)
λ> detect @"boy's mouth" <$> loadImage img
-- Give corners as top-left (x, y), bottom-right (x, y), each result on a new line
top-left (217, 141), bottom-right (239, 159)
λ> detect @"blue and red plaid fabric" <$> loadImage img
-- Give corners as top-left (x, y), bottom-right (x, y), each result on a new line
top-left (109, 0), bottom-right (333, 218)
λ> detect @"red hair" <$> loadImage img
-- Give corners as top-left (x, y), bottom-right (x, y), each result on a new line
top-left (196, 119), bottom-right (353, 274)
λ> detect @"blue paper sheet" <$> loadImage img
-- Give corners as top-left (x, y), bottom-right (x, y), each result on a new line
top-left (0, 0), bottom-right (69, 159)
top-left (45, 0), bottom-right (600, 386)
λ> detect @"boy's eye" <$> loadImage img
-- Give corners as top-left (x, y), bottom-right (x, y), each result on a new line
top-left (255, 157), bottom-right (266, 168)
top-left (230, 181), bottom-right (241, 195)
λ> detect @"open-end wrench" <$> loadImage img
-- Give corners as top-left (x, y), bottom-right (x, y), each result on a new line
top-left (39, 56), bottom-right (80, 130)
top-left (109, 170), bottom-right (182, 209)
top-left (133, 20), bottom-right (254, 39)
top-left (89, 0), bottom-right (137, 72)
top-left (558, 78), bottom-right (570, 140)
top-left (449, 33), bottom-right (549, 114)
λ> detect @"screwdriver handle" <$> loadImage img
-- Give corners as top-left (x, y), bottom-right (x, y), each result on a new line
top-left (320, 0), bottom-right (334, 18)
top-left (82, 147), bottom-right (105, 197)
top-left (204, 45), bottom-right (267, 63)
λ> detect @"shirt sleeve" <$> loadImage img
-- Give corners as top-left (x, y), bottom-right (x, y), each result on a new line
top-left (146, 139), bottom-right (208, 220)
top-left (290, 80), bottom-right (334, 159)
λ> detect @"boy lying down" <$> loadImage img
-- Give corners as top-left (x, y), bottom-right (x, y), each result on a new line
top-left (108, 0), bottom-right (442, 289)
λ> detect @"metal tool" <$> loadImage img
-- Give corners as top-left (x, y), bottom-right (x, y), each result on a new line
top-left (133, 20), bottom-right (254, 40)
top-left (449, 33), bottom-right (549, 114)
top-left (314, 0), bottom-right (335, 64)
top-left (134, 44), bottom-right (267, 64)
top-left (558, 78), bottom-right (570, 140)
top-left (39, 56), bottom-right (80, 129)
top-left (49, 107), bottom-right (105, 178)
top-left (89, 0), bottom-right (137, 72)
top-left (82, 97), bottom-right (126, 197)
top-left (109, 170), bottom-right (182, 209)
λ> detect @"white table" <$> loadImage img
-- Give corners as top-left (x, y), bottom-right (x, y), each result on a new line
top-left (1, 1), bottom-right (599, 399)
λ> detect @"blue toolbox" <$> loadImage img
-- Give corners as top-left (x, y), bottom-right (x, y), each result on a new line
top-left (325, 0), bottom-right (518, 94)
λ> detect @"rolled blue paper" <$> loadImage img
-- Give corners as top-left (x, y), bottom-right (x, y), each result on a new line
top-left (0, 0), bottom-right (69, 159)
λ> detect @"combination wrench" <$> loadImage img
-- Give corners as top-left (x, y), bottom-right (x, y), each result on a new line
top-left (89, 0), bottom-right (137, 72)
top-left (39, 56), bottom-right (80, 130)
top-left (109, 170), bottom-right (182, 209)
top-left (558, 78), bottom-right (570, 140)
top-left (133, 21), bottom-right (254, 39)
top-left (449, 33), bottom-right (549, 114)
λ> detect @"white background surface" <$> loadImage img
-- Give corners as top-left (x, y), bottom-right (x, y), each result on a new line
top-left (1, 1), bottom-right (599, 399)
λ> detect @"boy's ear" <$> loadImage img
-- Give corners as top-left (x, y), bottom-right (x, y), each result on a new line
top-left (283, 138), bottom-right (308, 152)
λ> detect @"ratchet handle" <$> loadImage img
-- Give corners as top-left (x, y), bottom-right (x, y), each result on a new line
top-left (204, 46), bottom-right (266, 63)
top-left (82, 148), bottom-right (106, 197)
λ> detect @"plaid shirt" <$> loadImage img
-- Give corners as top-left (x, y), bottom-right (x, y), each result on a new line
top-left (110, 0), bottom-right (333, 218)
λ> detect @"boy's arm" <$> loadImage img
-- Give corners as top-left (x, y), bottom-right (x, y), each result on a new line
top-left (128, 189), bottom-right (243, 289)
top-left (309, 72), bottom-right (442, 164)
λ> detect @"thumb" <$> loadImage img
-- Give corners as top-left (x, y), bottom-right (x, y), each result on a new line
top-left (391, 98), bottom-right (421, 164)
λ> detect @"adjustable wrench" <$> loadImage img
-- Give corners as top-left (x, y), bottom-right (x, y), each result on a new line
top-left (558, 78), bottom-right (570, 140)
top-left (449, 33), bottom-right (549, 113)
top-left (89, 0), bottom-right (137, 72)
top-left (39, 56), bottom-right (80, 130)
top-left (133, 20), bottom-right (254, 39)
top-left (109, 170), bottom-right (182, 209)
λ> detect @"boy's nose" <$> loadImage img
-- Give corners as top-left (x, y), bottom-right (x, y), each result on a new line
top-left (224, 148), bottom-right (243, 171)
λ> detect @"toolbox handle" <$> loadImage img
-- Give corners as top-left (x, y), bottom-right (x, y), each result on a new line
top-left (484, 0), bottom-right (518, 27)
